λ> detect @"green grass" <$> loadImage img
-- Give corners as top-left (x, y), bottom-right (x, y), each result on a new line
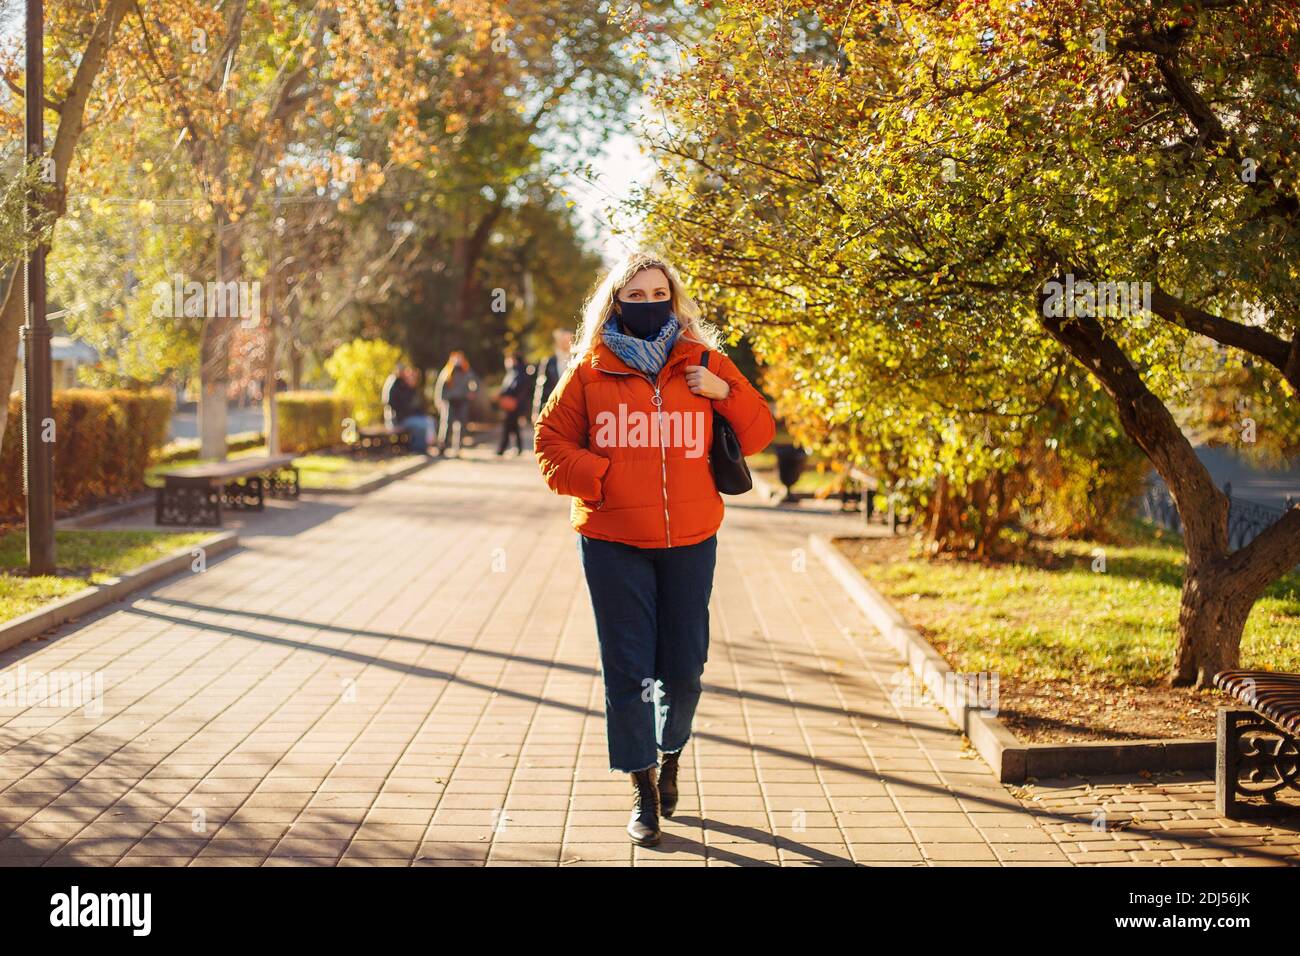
top-left (290, 453), bottom-right (382, 490)
top-left (146, 445), bottom-right (394, 491)
top-left (842, 522), bottom-right (1300, 685)
top-left (0, 529), bottom-right (213, 623)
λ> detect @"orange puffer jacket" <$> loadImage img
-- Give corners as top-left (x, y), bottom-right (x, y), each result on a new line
top-left (535, 336), bottom-right (776, 548)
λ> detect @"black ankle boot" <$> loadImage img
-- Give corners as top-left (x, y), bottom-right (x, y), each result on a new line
top-left (627, 767), bottom-right (662, 846)
top-left (658, 750), bottom-right (681, 817)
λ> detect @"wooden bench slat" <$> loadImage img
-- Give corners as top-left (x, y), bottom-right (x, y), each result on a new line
top-left (161, 454), bottom-right (297, 483)
top-left (1215, 670), bottom-right (1300, 738)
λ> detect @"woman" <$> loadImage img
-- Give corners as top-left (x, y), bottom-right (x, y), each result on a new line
top-left (495, 351), bottom-right (531, 456)
top-left (383, 363), bottom-right (431, 454)
top-left (433, 350), bottom-right (479, 457)
top-left (534, 251), bottom-right (775, 846)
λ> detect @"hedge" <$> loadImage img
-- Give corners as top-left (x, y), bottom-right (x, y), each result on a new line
top-left (277, 391), bottom-right (351, 454)
top-left (1, 388), bottom-right (172, 519)
top-left (156, 430), bottom-right (266, 465)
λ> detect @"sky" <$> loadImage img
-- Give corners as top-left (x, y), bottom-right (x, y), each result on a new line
top-left (0, 3), bottom-right (20, 122)
top-left (565, 111), bottom-right (659, 267)
top-left (0, 3), bottom-right (17, 46)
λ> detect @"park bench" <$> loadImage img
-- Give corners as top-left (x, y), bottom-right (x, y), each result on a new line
top-left (1212, 669), bottom-right (1300, 818)
top-left (155, 454), bottom-right (300, 527)
top-left (348, 424), bottom-right (411, 459)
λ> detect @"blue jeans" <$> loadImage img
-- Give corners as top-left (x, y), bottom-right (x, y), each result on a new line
top-left (397, 414), bottom-right (429, 453)
top-left (577, 533), bottom-right (717, 773)
top-left (437, 399), bottom-right (470, 453)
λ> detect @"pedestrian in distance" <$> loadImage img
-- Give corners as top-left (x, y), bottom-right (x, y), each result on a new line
top-left (434, 350), bottom-right (479, 458)
top-left (496, 351), bottom-right (532, 457)
top-left (382, 362), bottom-right (431, 454)
top-left (532, 327), bottom-right (574, 421)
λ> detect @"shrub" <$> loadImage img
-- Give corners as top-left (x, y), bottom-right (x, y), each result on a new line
top-left (155, 430), bottom-right (265, 465)
top-left (1, 388), bottom-right (172, 518)
top-left (277, 391), bottom-right (351, 454)
top-left (323, 338), bottom-right (405, 427)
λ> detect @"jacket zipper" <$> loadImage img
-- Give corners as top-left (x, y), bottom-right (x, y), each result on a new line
top-left (598, 365), bottom-right (672, 548)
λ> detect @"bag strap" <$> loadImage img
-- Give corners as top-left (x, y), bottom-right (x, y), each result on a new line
top-left (699, 349), bottom-right (710, 370)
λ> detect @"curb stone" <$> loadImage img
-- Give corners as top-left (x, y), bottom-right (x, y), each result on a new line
top-left (809, 533), bottom-right (1214, 782)
top-left (0, 530), bottom-right (239, 654)
top-left (305, 454), bottom-right (434, 495)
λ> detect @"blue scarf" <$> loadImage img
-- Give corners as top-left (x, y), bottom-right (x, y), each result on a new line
top-left (601, 315), bottom-right (681, 378)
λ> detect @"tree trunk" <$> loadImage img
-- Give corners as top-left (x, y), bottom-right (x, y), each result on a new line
top-left (1037, 280), bottom-right (1300, 686)
top-left (1172, 559), bottom-right (1255, 687)
top-left (0, 264), bottom-right (22, 441)
top-left (1175, 503), bottom-right (1300, 687)
top-left (199, 318), bottom-right (232, 461)
top-left (263, 313), bottom-right (279, 456)
top-left (198, 210), bottom-right (240, 460)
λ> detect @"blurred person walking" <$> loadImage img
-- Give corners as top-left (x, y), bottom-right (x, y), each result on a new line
top-left (434, 351), bottom-right (479, 457)
top-left (532, 328), bottom-right (574, 421)
top-left (495, 351), bottom-right (532, 456)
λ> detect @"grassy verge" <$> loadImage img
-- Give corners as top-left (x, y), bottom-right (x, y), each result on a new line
top-left (837, 521), bottom-right (1300, 742)
top-left (146, 444), bottom-right (401, 491)
top-left (0, 529), bottom-right (213, 624)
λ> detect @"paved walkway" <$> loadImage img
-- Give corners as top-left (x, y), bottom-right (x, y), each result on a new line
top-left (0, 452), bottom-right (1295, 866)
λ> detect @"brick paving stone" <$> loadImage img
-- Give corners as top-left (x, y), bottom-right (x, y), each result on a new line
top-left (2, 452), bottom-right (1295, 867)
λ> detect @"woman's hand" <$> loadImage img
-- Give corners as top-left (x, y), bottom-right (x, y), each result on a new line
top-left (684, 365), bottom-right (730, 401)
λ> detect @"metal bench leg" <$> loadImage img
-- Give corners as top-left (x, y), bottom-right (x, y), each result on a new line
top-left (157, 484), bottom-right (222, 526)
top-left (222, 476), bottom-right (264, 511)
top-left (1217, 707), bottom-right (1300, 819)
top-left (1216, 708), bottom-right (1246, 819)
top-left (267, 467), bottom-right (300, 500)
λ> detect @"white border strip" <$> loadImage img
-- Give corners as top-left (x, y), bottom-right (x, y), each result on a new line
top-left (0, 531), bottom-right (239, 655)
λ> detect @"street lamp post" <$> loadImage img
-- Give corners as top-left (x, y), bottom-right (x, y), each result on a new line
top-left (21, 0), bottom-right (55, 575)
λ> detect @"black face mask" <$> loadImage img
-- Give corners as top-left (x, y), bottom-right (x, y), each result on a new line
top-left (615, 298), bottom-right (673, 340)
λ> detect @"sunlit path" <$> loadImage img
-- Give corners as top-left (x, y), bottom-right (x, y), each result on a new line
top-left (0, 459), bottom-right (1292, 866)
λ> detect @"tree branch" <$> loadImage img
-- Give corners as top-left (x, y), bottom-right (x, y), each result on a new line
top-left (1148, 283), bottom-right (1298, 390)
top-left (2, 73), bottom-right (64, 114)
top-left (1036, 274), bottom-right (1228, 558)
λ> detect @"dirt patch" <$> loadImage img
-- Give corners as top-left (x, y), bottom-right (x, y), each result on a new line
top-left (836, 535), bottom-right (1224, 743)
top-left (987, 676), bottom-right (1218, 743)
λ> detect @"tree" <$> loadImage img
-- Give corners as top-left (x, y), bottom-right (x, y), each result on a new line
top-left (339, 0), bottom-right (643, 371)
top-left (0, 0), bottom-right (133, 446)
top-left (124, 0), bottom-right (342, 458)
top-left (639, 0), bottom-right (1300, 686)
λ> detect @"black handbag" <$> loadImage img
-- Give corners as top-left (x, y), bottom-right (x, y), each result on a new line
top-left (700, 351), bottom-right (753, 495)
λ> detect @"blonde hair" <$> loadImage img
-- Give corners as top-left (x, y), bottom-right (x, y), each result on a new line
top-left (573, 251), bottom-right (721, 358)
